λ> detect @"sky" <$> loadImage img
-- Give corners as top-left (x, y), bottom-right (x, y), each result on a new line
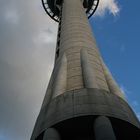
top-left (0, 0), bottom-right (140, 140)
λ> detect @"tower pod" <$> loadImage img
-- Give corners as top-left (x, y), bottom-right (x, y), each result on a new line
top-left (42, 0), bottom-right (99, 22)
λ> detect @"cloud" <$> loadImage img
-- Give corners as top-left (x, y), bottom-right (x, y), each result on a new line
top-left (95, 0), bottom-right (120, 16)
top-left (120, 85), bottom-right (130, 99)
top-left (4, 8), bottom-right (20, 25)
top-left (0, 0), bottom-right (57, 139)
top-left (33, 28), bottom-right (56, 45)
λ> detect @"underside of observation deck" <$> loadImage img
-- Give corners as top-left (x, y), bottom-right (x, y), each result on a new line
top-left (42, 0), bottom-right (99, 22)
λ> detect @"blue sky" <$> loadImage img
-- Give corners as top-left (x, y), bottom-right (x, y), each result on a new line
top-left (0, 0), bottom-right (140, 139)
top-left (90, 0), bottom-right (140, 119)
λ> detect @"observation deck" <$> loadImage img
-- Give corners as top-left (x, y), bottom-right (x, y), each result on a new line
top-left (42, 0), bottom-right (99, 22)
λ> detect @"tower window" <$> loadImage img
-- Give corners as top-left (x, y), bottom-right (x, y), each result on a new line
top-left (57, 40), bottom-right (60, 47)
top-left (56, 48), bottom-right (60, 58)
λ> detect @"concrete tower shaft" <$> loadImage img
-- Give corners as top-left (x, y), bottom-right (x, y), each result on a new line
top-left (54, 0), bottom-right (123, 98)
top-left (31, 0), bottom-right (140, 139)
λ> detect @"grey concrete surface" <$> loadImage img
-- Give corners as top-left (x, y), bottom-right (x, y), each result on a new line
top-left (31, 88), bottom-right (140, 139)
top-left (94, 116), bottom-right (116, 140)
top-left (43, 128), bottom-right (61, 140)
top-left (81, 48), bottom-right (99, 89)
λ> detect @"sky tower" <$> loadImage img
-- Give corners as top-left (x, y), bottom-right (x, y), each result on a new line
top-left (31, 0), bottom-right (140, 139)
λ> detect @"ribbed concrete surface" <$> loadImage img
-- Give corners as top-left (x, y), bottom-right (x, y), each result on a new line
top-left (52, 0), bottom-right (124, 99)
top-left (54, 0), bottom-right (108, 95)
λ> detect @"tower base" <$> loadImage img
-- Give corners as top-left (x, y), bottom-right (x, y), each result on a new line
top-left (31, 88), bottom-right (140, 140)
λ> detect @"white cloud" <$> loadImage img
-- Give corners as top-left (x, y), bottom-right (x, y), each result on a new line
top-left (33, 28), bottom-right (57, 45)
top-left (4, 9), bottom-right (20, 24)
top-left (120, 85), bottom-right (129, 99)
top-left (95, 0), bottom-right (120, 16)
